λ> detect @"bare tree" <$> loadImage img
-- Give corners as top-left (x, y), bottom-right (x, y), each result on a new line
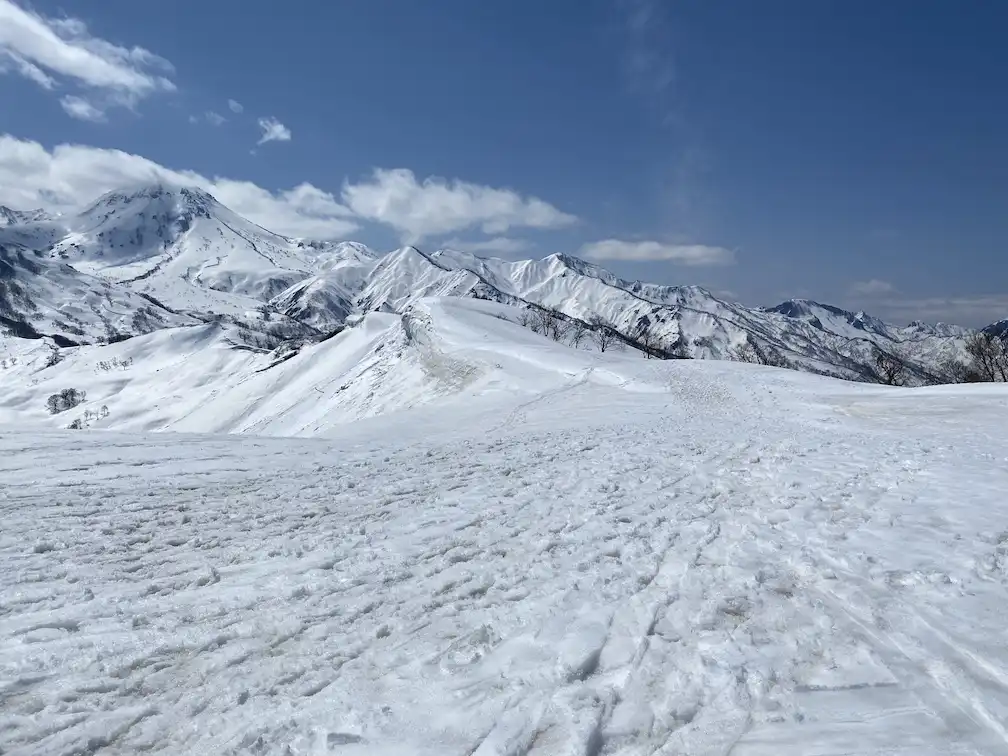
top-left (730, 336), bottom-right (787, 368)
top-left (539, 309), bottom-right (569, 342)
top-left (589, 315), bottom-right (617, 352)
top-left (518, 306), bottom-right (570, 343)
top-left (668, 337), bottom-right (690, 359)
top-left (730, 339), bottom-right (760, 364)
top-left (519, 307), bottom-right (544, 335)
top-left (964, 332), bottom-right (1008, 382)
top-left (567, 318), bottom-right (589, 349)
top-left (939, 356), bottom-right (981, 384)
top-left (636, 322), bottom-right (667, 359)
top-left (873, 347), bottom-right (908, 386)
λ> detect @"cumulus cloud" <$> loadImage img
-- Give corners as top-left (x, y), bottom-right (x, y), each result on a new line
top-left (578, 239), bottom-right (734, 266)
top-left (342, 168), bottom-right (577, 242)
top-left (257, 117), bottom-right (291, 145)
top-left (0, 135), bottom-right (578, 246)
top-left (0, 0), bottom-right (174, 115)
top-left (441, 237), bottom-right (531, 255)
top-left (0, 134), bottom-right (357, 239)
top-left (227, 99), bottom-right (243, 113)
top-left (59, 95), bottom-right (105, 122)
top-left (850, 279), bottom-right (895, 296)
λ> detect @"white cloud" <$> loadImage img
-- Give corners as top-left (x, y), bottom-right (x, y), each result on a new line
top-left (850, 279), bottom-right (895, 296)
top-left (257, 117), bottom-right (291, 145)
top-left (578, 239), bottom-right (734, 266)
top-left (2, 51), bottom-right (55, 88)
top-left (228, 99), bottom-right (243, 113)
top-left (342, 168), bottom-right (577, 242)
top-left (0, 0), bottom-right (175, 112)
top-left (0, 134), bottom-right (358, 239)
top-left (441, 237), bottom-right (530, 255)
top-left (59, 95), bottom-right (105, 122)
top-left (205, 111), bottom-right (226, 126)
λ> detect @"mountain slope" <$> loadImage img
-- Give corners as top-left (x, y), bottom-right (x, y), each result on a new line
top-left (0, 242), bottom-right (196, 345)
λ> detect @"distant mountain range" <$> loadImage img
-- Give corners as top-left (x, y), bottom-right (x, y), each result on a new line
top-left (0, 183), bottom-right (1000, 384)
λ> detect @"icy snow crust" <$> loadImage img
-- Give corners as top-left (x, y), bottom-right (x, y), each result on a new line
top-left (2, 298), bottom-right (1008, 755)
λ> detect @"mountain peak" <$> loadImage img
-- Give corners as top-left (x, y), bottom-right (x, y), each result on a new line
top-left (83, 182), bottom-right (219, 219)
top-left (0, 206), bottom-right (54, 226)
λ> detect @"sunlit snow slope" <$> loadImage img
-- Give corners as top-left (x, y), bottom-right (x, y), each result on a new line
top-left (2, 296), bottom-right (1008, 755)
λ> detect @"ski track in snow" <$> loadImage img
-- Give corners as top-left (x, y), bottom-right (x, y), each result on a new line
top-left (2, 372), bottom-right (1008, 755)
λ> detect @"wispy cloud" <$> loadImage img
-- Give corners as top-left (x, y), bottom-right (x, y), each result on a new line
top-left (441, 237), bottom-right (530, 255)
top-left (616, 0), bottom-right (677, 112)
top-left (342, 168), bottom-right (577, 242)
top-left (0, 0), bottom-right (174, 117)
top-left (868, 295), bottom-right (1008, 328)
top-left (850, 279), bottom-right (895, 296)
top-left (59, 95), bottom-right (105, 122)
top-left (0, 134), bottom-right (358, 239)
top-left (227, 98), bottom-right (243, 113)
top-left (257, 117), bottom-right (291, 145)
top-left (613, 0), bottom-right (712, 234)
top-left (2, 52), bottom-right (55, 88)
top-left (205, 111), bottom-right (226, 126)
top-left (578, 239), bottom-right (734, 266)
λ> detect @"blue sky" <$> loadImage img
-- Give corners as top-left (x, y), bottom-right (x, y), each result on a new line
top-left (0, 0), bottom-right (1005, 325)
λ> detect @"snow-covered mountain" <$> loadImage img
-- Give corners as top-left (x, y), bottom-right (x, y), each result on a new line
top-left (0, 182), bottom-right (1001, 384)
top-left (0, 206), bottom-right (55, 226)
top-left (0, 243), bottom-right (196, 345)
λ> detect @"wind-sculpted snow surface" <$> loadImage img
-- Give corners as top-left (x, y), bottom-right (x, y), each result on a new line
top-left (2, 349), bottom-right (1008, 754)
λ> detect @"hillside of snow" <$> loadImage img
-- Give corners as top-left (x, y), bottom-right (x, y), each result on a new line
top-left (0, 298), bottom-right (680, 435)
top-left (3, 301), bottom-right (1008, 754)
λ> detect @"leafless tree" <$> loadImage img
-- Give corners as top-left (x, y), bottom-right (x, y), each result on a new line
top-left (730, 336), bottom-right (787, 368)
top-left (539, 308), bottom-right (569, 342)
top-left (589, 315), bottom-right (617, 352)
top-left (567, 318), bottom-right (589, 349)
top-left (519, 307), bottom-right (544, 334)
top-left (939, 356), bottom-right (981, 384)
top-left (964, 332), bottom-right (1008, 382)
top-left (518, 306), bottom-right (569, 343)
top-left (873, 347), bottom-right (908, 386)
top-left (668, 338), bottom-right (690, 359)
top-left (730, 339), bottom-right (760, 364)
top-left (636, 322), bottom-right (667, 359)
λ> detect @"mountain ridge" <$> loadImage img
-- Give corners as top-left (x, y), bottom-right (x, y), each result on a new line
top-left (0, 183), bottom-right (1001, 385)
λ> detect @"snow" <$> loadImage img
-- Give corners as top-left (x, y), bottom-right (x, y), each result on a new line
top-left (2, 296), bottom-right (1008, 755)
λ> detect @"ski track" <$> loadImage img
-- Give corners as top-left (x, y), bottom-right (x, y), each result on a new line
top-left (2, 380), bottom-right (1007, 755)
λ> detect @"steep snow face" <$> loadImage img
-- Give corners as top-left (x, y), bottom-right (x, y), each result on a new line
top-left (356, 247), bottom-right (482, 312)
top-left (269, 243), bottom-right (379, 331)
top-left (0, 243), bottom-right (196, 345)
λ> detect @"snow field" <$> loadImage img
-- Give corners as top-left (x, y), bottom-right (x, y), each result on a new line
top-left (2, 349), bottom-right (1008, 754)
